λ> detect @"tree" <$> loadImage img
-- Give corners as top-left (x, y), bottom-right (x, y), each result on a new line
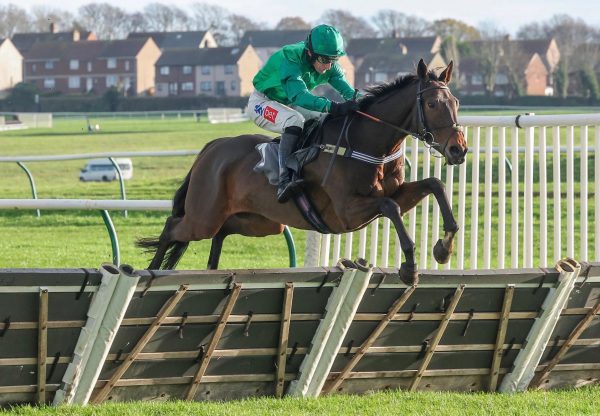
top-left (229, 14), bottom-right (262, 45)
top-left (77, 3), bottom-right (129, 39)
top-left (474, 23), bottom-right (508, 96)
top-left (30, 6), bottom-right (75, 33)
top-left (189, 2), bottom-right (232, 45)
top-left (6, 83), bottom-right (39, 112)
top-left (371, 10), bottom-right (432, 38)
top-left (103, 86), bottom-right (120, 112)
top-left (275, 16), bottom-right (311, 30)
top-left (317, 9), bottom-right (376, 39)
top-left (431, 18), bottom-right (480, 42)
top-left (143, 3), bottom-right (189, 31)
top-left (0, 4), bottom-right (30, 38)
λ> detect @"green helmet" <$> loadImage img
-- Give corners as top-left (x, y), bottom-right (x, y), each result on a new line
top-left (307, 25), bottom-right (346, 57)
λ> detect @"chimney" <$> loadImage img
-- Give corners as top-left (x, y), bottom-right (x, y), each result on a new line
top-left (49, 22), bottom-right (57, 33)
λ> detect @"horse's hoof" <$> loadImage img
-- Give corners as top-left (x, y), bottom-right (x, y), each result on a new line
top-left (433, 239), bottom-right (452, 264)
top-left (399, 262), bottom-right (419, 286)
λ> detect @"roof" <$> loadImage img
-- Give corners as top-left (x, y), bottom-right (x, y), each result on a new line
top-left (127, 31), bottom-right (210, 49)
top-left (357, 50), bottom-right (441, 73)
top-left (512, 39), bottom-right (554, 55)
top-left (156, 46), bottom-right (249, 66)
top-left (240, 30), bottom-right (307, 48)
top-left (24, 38), bottom-right (152, 61)
top-left (347, 36), bottom-right (441, 58)
top-left (11, 31), bottom-right (93, 53)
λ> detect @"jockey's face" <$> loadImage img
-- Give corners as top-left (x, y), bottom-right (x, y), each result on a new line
top-left (308, 50), bottom-right (334, 74)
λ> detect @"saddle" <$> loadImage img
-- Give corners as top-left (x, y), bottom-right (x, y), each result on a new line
top-left (254, 116), bottom-right (333, 233)
top-left (253, 116), bottom-right (326, 185)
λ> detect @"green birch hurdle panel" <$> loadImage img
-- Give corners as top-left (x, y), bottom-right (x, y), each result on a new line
top-left (0, 260), bottom-right (598, 406)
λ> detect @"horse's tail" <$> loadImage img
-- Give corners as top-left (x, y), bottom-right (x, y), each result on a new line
top-left (172, 169), bottom-right (191, 217)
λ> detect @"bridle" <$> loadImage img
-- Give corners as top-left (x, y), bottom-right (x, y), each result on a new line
top-left (355, 80), bottom-right (463, 157)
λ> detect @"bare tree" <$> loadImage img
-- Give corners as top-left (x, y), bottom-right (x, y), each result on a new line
top-left (317, 9), bottom-right (376, 39)
top-left (143, 3), bottom-right (189, 31)
top-left (229, 14), bottom-right (262, 45)
top-left (189, 2), bottom-right (232, 45)
top-left (0, 4), bottom-right (30, 37)
top-left (30, 6), bottom-right (75, 33)
top-left (372, 10), bottom-right (432, 38)
top-left (431, 18), bottom-right (480, 42)
top-left (124, 12), bottom-right (149, 34)
top-left (474, 23), bottom-right (508, 96)
top-left (77, 3), bottom-right (129, 39)
top-left (275, 16), bottom-right (311, 30)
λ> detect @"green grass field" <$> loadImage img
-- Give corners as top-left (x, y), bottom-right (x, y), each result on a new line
top-left (1, 111), bottom-right (599, 413)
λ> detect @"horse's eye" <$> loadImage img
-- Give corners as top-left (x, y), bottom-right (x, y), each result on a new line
top-left (427, 102), bottom-right (435, 109)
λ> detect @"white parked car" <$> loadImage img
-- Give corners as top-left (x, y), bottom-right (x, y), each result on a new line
top-left (79, 158), bottom-right (133, 182)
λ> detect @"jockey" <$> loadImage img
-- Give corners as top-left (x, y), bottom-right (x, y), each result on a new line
top-left (247, 24), bottom-right (359, 203)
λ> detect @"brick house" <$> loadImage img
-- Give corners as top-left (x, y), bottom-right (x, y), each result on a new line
top-left (459, 39), bottom-right (554, 97)
top-left (346, 36), bottom-right (444, 90)
top-left (23, 38), bottom-right (161, 96)
top-left (154, 45), bottom-right (261, 97)
top-left (0, 39), bottom-right (22, 98)
top-left (127, 30), bottom-right (217, 50)
top-left (12, 28), bottom-right (96, 55)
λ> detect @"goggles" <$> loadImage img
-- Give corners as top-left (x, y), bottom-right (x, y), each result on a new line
top-left (316, 55), bottom-right (339, 64)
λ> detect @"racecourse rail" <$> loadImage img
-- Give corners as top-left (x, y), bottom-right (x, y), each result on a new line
top-left (1, 112), bottom-right (599, 270)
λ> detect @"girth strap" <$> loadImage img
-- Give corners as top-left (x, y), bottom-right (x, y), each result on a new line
top-left (319, 143), bottom-right (404, 165)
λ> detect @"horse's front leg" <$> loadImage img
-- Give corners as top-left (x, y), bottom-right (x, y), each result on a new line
top-left (378, 198), bottom-right (418, 285)
top-left (392, 178), bottom-right (459, 265)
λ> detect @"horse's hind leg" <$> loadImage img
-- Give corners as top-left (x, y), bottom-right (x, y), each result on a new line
top-left (207, 231), bottom-right (226, 269)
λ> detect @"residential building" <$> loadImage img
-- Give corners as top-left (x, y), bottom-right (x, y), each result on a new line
top-left (0, 39), bottom-right (23, 98)
top-left (154, 45), bottom-right (261, 97)
top-left (127, 31), bottom-right (217, 50)
top-left (459, 39), bottom-right (555, 97)
top-left (23, 38), bottom-right (161, 96)
top-left (346, 36), bottom-right (444, 90)
top-left (12, 27), bottom-right (95, 55)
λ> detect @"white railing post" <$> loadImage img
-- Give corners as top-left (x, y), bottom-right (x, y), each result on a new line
top-left (483, 126), bottom-right (493, 269)
top-left (469, 127), bottom-right (481, 269)
top-left (498, 127), bottom-right (507, 268)
top-left (523, 126), bottom-right (534, 268)
top-left (580, 126), bottom-right (588, 261)
top-left (539, 127), bottom-right (548, 267)
top-left (511, 127), bottom-right (520, 268)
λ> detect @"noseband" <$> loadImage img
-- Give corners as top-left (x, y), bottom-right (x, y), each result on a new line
top-left (356, 80), bottom-right (463, 156)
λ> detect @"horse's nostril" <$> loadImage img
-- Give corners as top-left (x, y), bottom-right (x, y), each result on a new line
top-left (449, 146), bottom-right (461, 156)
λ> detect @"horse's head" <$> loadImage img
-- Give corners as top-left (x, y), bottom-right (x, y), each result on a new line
top-left (415, 59), bottom-right (468, 165)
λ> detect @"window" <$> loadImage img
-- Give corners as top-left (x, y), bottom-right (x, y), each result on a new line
top-left (471, 74), bottom-right (483, 85)
top-left (160, 66), bottom-right (170, 75)
top-left (169, 82), bottom-right (178, 94)
top-left (200, 81), bottom-right (212, 91)
top-left (106, 75), bottom-right (118, 87)
top-left (69, 59), bottom-right (79, 70)
top-left (68, 76), bottom-right (80, 89)
top-left (181, 82), bottom-right (194, 91)
top-left (87, 62), bottom-right (92, 72)
top-left (224, 64), bottom-right (235, 74)
top-left (31, 64), bottom-right (37, 73)
top-left (44, 61), bottom-right (54, 70)
top-left (374, 72), bottom-right (387, 83)
top-left (495, 73), bottom-right (509, 85)
top-left (230, 80), bottom-right (237, 91)
top-left (201, 66), bottom-right (211, 75)
top-left (107, 58), bottom-right (117, 69)
top-left (216, 81), bottom-right (225, 95)
top-left (183, 65), bottom-right (192, 75)
top-left (43, 78), bottom-right (55, 89)
top-left (125, 61), bottom-right (130, 71)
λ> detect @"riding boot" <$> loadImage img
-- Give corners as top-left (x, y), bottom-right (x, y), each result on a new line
top-left (277, 126), bottom-right (304, 203)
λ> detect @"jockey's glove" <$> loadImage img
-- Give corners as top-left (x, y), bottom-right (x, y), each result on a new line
top-left (329, 100), bottom-right (360, 116)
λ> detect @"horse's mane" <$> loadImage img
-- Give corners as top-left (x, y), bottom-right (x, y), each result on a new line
top-left (359, 70), bottom-right (439, 110)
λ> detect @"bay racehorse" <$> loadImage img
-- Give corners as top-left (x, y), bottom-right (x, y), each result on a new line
top-left (138, 59), bottom-right (468, 284)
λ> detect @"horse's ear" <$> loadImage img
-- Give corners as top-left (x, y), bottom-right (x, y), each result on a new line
top-left (417, 58), bottom-right (428, 80)
top-left (438, 61), bottom-right (454, 84)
